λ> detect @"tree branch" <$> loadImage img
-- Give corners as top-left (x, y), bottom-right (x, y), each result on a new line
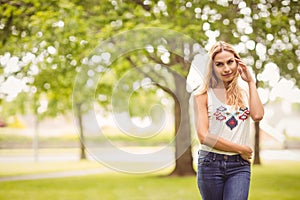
top-left (126, 56), bottom-right (177, 98)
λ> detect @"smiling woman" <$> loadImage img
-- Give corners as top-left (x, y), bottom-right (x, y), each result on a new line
top-left (193, 41), bottom-right (264, 200)
top-left (213, 51), bottom-right (238, 83)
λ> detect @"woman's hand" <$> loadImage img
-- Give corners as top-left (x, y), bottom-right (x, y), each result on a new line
top-left (239, 145), bottom-right (253, 163)
top-left (236, 58), bottom-right (264, 122)
top-left (236, 58), bottom-right (254, 83)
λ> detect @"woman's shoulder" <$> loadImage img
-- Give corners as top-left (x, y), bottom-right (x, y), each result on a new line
top-left (193, 90), bottom-right (208, 105)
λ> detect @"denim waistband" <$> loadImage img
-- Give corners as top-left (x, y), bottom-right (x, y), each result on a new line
top-left (199, 150), bottom-right (241, 162)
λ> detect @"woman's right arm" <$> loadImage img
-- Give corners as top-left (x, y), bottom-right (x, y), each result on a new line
top-left (193, 93), bottom-right (253, 162)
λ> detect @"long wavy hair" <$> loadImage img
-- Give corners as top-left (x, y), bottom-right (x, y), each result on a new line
top-left (198, 41), bottom-right (245, 109)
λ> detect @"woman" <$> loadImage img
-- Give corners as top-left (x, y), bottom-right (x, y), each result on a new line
top-left (193, 41), bottom-right (264, 200)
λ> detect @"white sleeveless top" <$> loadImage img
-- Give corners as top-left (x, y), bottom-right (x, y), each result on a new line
top-left (201, 87), bottom-right (251, 155)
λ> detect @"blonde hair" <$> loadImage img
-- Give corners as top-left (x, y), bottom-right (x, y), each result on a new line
top-left (199, 41), bottom-right (245, 109)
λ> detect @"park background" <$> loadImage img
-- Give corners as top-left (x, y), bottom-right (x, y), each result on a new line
top-left (0, 0), bottom-right (300, 199)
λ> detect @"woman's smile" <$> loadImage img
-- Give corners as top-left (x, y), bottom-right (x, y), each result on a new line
top-left (213, 51), bottom-right (238, 83)
top-left (222, 72), bottom-right (233, 77)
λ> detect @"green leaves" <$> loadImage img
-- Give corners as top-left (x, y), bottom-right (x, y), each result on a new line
top-left (1, 0), bottom-right (299, 118)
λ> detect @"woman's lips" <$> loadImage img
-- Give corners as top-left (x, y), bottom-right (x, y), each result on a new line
top-left (222, 73), bottom-right (232, 77)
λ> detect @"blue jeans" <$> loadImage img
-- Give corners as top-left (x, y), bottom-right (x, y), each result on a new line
top-left (197, 151), bottom-right (251, 200)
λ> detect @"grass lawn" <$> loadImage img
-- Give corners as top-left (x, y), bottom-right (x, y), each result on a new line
top-left (249, 161), bottom-right (300, 200)
top-left (0, 160), bottom-right (102, 177)
top-left (0, 161), bottom-right (300, 200)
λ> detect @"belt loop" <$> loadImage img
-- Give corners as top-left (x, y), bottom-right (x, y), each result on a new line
top-left (236, 155), bottom-right (240, 162)
top-left (212, 153), bottom-right (216, 161)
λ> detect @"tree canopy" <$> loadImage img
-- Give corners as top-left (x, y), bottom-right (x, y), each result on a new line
top-left (1, 0), bottom-right (299, 102)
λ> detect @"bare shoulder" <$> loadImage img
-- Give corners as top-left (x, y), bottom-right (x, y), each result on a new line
top-left (194, 91), bottom-right (208, 106)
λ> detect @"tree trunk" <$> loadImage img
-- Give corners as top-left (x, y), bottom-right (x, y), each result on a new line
top-left (253, 121), bottom-right (261, 164)
top-left (76, 103), bottom-right (86, 160)
top-left (169, 74), bottom-right (196, 176)
top-left (253, 80), bottom-right (261, 165)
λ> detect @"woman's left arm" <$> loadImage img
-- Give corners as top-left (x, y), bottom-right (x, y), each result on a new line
top-left (236, 59), bottom-right (264, 121)
top-left (247, 81), bottom-right (264, 121)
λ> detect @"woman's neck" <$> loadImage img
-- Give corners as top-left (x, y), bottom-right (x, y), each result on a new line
top-left (215, 81), bottom-right (230, 89)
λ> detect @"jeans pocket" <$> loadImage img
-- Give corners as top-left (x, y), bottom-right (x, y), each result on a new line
top-left (198, 158), bottom-right (211, 167)
top-left (240, 159), bottom-right (250, 166)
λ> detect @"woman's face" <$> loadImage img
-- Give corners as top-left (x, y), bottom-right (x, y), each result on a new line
top-left (213, 50), bottom-right (238, 83)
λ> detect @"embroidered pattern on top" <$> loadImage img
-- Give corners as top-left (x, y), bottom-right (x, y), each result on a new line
top-left (213, 106), bottom-right (250, 130)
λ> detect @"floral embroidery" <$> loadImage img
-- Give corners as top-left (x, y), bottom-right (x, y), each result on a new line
top-left (217, 106), bottom-right (227, 112)
top-left (239, 114), bottom-right (248, 121)
top-left (226, 116), bottom-right (238, 130)
top-left (214, 106), bottom-right (250, 130)
top-left (239, 107), bottom-right (248, 112)
top-left (214, 111), bottom-right (222, 117)
top-left (216, 115), bottom-right (226, 121)
top-left (238, 107), bottom-right (250, 121)
top-left (214, 106), bottom-right (227, 121)
top-left (225, 112), bottom-right (231, 116)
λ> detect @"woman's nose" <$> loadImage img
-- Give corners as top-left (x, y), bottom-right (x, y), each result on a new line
top-left (224, 64), bottom-right (230, 71)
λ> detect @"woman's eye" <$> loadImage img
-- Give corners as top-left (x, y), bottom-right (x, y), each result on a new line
top-left (216, 63), bottom-right (223, 67)
top-left (227, 60), bottom-right (234, 64)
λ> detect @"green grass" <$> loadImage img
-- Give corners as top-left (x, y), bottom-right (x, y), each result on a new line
top-left (249, 161), bottom-right (300, 200)
top-left (0, 161), bottom-right (300, 200)
top-left (0, 160), bottom-right (102, 177)
top-left (0, 173), bottom-right (198, 200)
top-left (0, 132), bottom-right (79, 148)
top-left (0, 129), bottom-right (176, 148)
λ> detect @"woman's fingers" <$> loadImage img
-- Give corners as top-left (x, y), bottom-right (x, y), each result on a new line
top-left (236, 58), bottom-right (246, 69)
